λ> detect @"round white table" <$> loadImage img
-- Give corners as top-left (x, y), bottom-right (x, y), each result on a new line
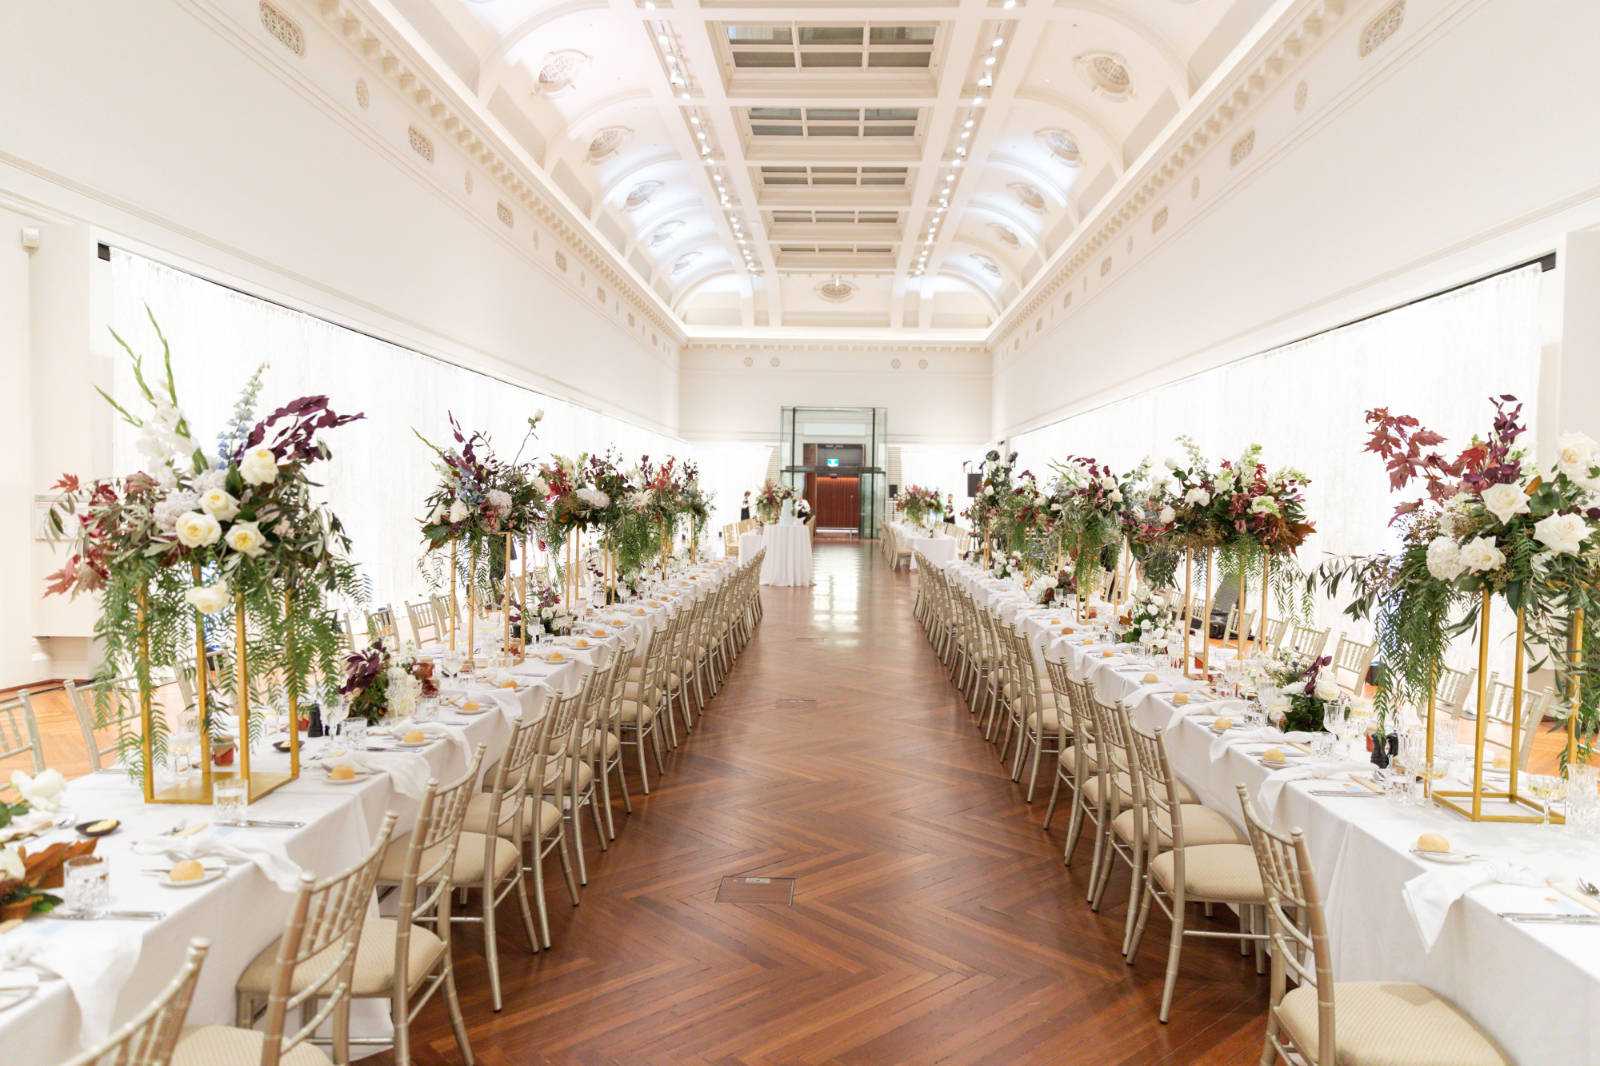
top-left (759, 522), bottom-right (813, 586)
top-left (738, 528), bottom-right (766, 565)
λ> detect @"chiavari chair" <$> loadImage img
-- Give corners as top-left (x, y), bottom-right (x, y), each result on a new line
top-left (175, 814), bottom-right (398, 1065)
top-left (619, 617), bottom-right (671, 791)
top-left (1328, 634), bottom-right (1375, 696)
top-left (62, 940), bottom-right (209, 1066)
top-left (1478, 679), bottom-right (1553, 771)
top-left (63, 676), bottom-right (145, 772)
top-left (0, 688), bottom-right (47, 775)
top-left (239, 751), bottom-right (484, 1064)
top-left (523, 681), bottom-right (586, 948)
top-left (404, 600), bottom-right (440, 646)
top-left (1287, 622), bottom-right (1331, 659)
top-left (1121, 727), bottom-right (1266, 1023)
top-left (1236, 785), bottom-right (1509, 1065)
top-left (1262, 616), bottom-right (1290, 649)
top-left (364, 605), bottom-right (399, 645)
top-left (1224, 602), bottom-right (1256, 645)
top-left (540, 662), bottom-right (612, 885)
top-left (1041, 657), bottom-right (1090, 842)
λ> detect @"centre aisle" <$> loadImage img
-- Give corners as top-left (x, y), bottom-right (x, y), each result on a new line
top-left (402, 541), bottom-right (1265, 1064)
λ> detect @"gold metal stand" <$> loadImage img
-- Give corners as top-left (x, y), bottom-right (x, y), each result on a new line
top-left (448, 539), bottom-right (458, 652)
top-left (1181, 547), bottom-right (1194, 677)
top-left (1434, 593), bottom-right (1553, 822)
top-left (1201, 548), bottom-right (1214, 677)
top-left (464, 542), bottom-right (480, 671)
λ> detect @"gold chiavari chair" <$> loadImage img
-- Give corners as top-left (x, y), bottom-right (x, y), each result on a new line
top-left (365, 606), bottom-right (399, 645)
top-left (1287, 622), bottom-right (1331, 659)
top-left (1329, 634), bottom-right (1375, 696)
top-left (1478, 679), bottom-right (1553, 771)
top-left (404, 600), bottom-right (440, 646)
top-left (238, 754), bottom-right (483, 1065)
top-left (1224, 603), bottom-right (1256, 645)
top-left (62, 939), bottom-right (209, 1066)
top-left (540, 662), bottom-right (613, 886)
top-left (62, 676), bottom-right (147, 773)
top-left (1122, 728), bottom-right (1266, 1023)
top-left (589, 638), bottom-right (635, 838)
top-left (1236, 785), bottom-right (1510, 1065)
top-left (523, 682), bottom-right (585, 949)
top-left (174, 814), bottom-right (398, 1065)
top-left (429, 594), bottom-right (455, 640)
top-left (0, 688), bottom-right (47, 775)
top-left (1262, 616), bottom-right (1290, 649)
top-left (1041, 659), bottom-right (1090, 847)
top-left (451, 715), bottom-right (545, 1008)
top-left (618, 619), bottom-right (671, 792)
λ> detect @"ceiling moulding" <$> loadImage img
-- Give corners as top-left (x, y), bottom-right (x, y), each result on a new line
top-left (303, 0), bottom-right (685, 347)
top-left (990, 0), bottom-right (1352, 348)
top-left (685, 340), bottom-right (989, 356)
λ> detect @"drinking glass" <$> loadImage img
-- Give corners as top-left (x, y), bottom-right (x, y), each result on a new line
top-left (343, 718), bottom-right (369, 748)
top-left (323, 695), bottom-right (349, 737)
top-left (1527, 774), bottom-right (1567, 831)
top-left (442, 652), bottom-right (463, 679)
top-left (212, 777), bottom-right (248, 825)
top-left (64, 855), bottom-right (110, 916)
top-left (415, 697), bottom-right (438, 724)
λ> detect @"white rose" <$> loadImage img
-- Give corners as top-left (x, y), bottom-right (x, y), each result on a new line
top-left (532, 407), bottom-right (545, 423)
top-left (184, 583), bottom-right (231, 615)
top-left (1460, 535), bottom-right (1506, 574)
top-left (1555, 431), bottom-right (1600, 483)
top-left (1480, 482), bottom-right (1530, 526)
top-left (532, 476), bottom-right (550, 496)
top-left (1163, 457), bottom-right (1180, 470)
top-left (1313, 674), bottom-right (1339, 701)
top-left (1533, 511), bottom-right (1589, 556)
top-left (174, 511), bottom-right (222, 548)
top-left (448, 499), bottom-right (470, 524)
top-left (225, 520), bottom-right (268, 558)
top-left (239, 446), bottom-right (279, 487)
top-left (0, 844), bottom-right (22, 881)
top-left (1158, 505), bottom-right (1176, 525)
top-left (199, 488), bottom-right (240, 521)
top-left (1099, 475), bottom-right (1117, 490)
top-left (1108, 490), bottom-right (1122, 504)
top-left (10, 768), bottom-right (65, 813)
top-left (1185, 487), bottom-right (1211, 507)
top-left (1425, 536), bottom-right (1465, 582)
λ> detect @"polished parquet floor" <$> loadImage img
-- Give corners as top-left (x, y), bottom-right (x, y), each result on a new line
top-left (385, 540), bottom-right (1273, 1065)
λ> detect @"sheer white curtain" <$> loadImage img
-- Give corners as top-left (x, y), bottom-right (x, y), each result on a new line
top-left (898, 444), bottom-right (977, 517)
top-left (689, 441), bottom-right (773, 536)
top-left (1010, 266), bottom-right (1543, 667)
top-left (110, 251), bottom-right (682, 610)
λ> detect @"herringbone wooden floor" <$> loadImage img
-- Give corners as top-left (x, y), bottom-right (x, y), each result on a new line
top-left (379, 541), bottom-right (1271, 1065)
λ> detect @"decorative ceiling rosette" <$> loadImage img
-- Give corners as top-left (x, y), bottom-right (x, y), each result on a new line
top-left (815, 276), bottom-right (856, 303)
top-left (1008, 182), bottom-right (1046, 213)
top-left (1075, 51), bottom-right (1133, 100)
top-left (587, 125), bottom-right (632, 164)
top-left (988, 224), bottom-right (1021, 249)
top-left (623, 180), bottom-right (662, 210)
top-left (649, 220), bottom-right (684, 246)
top-left (1035, 127), bottom-right (1083, 167)
top-left (536, 49), bottom-right (589, 96)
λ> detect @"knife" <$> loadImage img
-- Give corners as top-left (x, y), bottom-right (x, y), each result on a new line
top-left (1498, 912), bottom-right (1600, 925)
top-left (237, 818), bottom-right (304, 829)
top-left (44, 909), bottom-right (167, 922)
top-left (1309, 790), bottom-right (1384, 797)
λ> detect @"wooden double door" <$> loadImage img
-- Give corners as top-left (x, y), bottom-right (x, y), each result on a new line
top-left (807, 474), bottom-right (860, 531)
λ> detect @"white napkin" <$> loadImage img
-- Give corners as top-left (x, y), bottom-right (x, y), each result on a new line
top-left (1209, 725), bottom-right (1284, 762)
top-left (1402, 862), bottom-right (1511, 949)
top-left (315, 746), bottom-right (432, 800)
top-left (1257, 758), bottom-right (1374, 809)
top-left (131, 826), bottom-right (305, 892)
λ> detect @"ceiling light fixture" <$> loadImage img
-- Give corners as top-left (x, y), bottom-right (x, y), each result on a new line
top-left (974, 95), bottom-right (986, 105)
top-left (993, 37), bottom-right (1005, 47)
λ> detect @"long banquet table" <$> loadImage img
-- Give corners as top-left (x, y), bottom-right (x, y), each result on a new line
top-left (937, 556), bottom-right (1600, 1064)
top-left (889, 520), bottom-right (956, 571)
top-left (3, 559), bottom-right (739, 1063)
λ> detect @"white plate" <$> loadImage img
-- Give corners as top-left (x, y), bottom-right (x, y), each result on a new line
top-left (321, 766), bottom-right (371, 784)
top-left (1410, 848), bottom-right (1479, 865)
top-left (158, 858), bottom-right (228, 888)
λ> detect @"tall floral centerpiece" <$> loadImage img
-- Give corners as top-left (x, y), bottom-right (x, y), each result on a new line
top-left (1152, 439), bottom-right (1229, 675)
top-left (1316, 397), bottom-right (1600, 820)
top-left (1211, 445), bottom-right (1315, 660)
top-left (969, 448), bottom-right (1017, 566)
top-left (994, 471), bottom-right (1053, 584)
top-left (753, 480), bottom-right (792, 524)
top-left (900, 485), bottom-right (942, 531)
top-left (44, 313), bottom-right (363, 803)
top-left (1051, 457), bottom-right (1147, 605)
top-left (637, 456), bottom-right (694, 573)
top-left (541, 454), bottom-right (612, 611)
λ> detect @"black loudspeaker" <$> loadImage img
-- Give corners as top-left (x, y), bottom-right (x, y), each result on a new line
top-left (966, 472), bottom-right (981, 496)
top-left (888, 484), bottom-right (899, 498)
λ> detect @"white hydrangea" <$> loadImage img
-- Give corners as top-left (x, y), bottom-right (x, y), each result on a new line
top-left (1425, 536), bottom-right (1465, 582)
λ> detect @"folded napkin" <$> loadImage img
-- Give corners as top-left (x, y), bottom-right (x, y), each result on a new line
top-left (313, 745), bottom-right (432, 800)
top-left (132, 825), bottom-right (305, 892)
top-left (1209, 725), bottom-right (1285, 762)
top-left (1402, 858), bottom-right (1540, 949)
top-left (1257, 758), bottom-right (1373, 808)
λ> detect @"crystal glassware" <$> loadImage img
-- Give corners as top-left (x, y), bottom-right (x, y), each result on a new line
top-left (212, 777), bottom-right (248, 825)
top-left (1527, 774), bottom-right (1567, 831)
top-left (64, 855), bottom-right (110, 916)
top-left (342, 718), bottom-right (368, 749)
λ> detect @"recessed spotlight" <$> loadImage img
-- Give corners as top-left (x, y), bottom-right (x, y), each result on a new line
top-left (690, 115), bottom-right (701, 125)
top-left (714, 174), bottom-right (723, 182)
top-left (1003, 0), bottom-right (1016, 9)
top-left (964, 119), bottom-right (975, 130)
top-left (656, 34), bottom-right (669, 46)
top-left (679, 91), bottom-right (691, 101)
top-left (984, 55), bottom-right (996, 66)
top-left (960, 130), bottom-right (971, 140)
top-left (993, 36), bottom-right (1005, 47)
top-left (979, 75), bottom-right (993, 87)
top-left (975, 95), bottom-right (986, 105)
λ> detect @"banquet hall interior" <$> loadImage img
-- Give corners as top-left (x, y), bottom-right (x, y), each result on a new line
top-left (4, 0), bottom-right (1600, 1063)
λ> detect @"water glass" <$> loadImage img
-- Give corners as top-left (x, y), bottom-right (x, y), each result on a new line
top-left (1566, 765), bottom-right (1600, 839)
top-left (415, 698), bottom-right (438, 724)
top-left (213, 778), bottom-right (248, 825)
top-left (343, 718), bottom-right (368, 748)
top-left (64, 855), bottom-right (110, 916)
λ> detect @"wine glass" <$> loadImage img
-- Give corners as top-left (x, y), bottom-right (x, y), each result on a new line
top-left (1527, 774), bottom-right (1567, 831)
top-left (322, 695), bottom-right (350, 745)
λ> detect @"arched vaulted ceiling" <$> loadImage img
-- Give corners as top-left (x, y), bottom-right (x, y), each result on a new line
top-left (382, 0), bottom-right (1276, 330)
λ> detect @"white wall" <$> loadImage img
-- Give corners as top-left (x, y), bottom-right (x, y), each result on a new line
top-left (679, 345), bottom-right (992, 446)
top-left (0, 0), bottom-right (684, 682)
top-left (993, 0), bottom-right (1600, 454)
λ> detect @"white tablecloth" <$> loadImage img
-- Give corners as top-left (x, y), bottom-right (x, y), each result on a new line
top-left (738, 529), bottom-right (765, 565)
top-left (759, 522), bottom-right (813, 587)
top-left (892, 521), bottom-right (957, 571)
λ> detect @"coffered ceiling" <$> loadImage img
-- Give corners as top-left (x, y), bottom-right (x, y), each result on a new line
top-left (386, 0), bottom-right (1274, 331)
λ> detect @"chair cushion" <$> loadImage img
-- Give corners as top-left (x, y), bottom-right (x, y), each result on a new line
top-left (460, 793), bottom-right (562, 841)
top-left (174, 1026), bottom-right (332, 1066)
top-left (1277, 981), bottom-right (1510, 1066)
top-left (618, 699), bottom-right (658, 724)
top-left (236, 918), bottom-right (446, 998)
top-left (535, 757), bottom-right (594, 795)
top-left (1058, 743), bottom-right (1096, 769)
top-left (382, 827), bottom-right (521, 885)
top-left (1112, 804), bottom-right (1244, 848)
top-left (1081, 772), bottom-right (1131, 807)
top-left (1149, 844), bottom-right (1265, 902)
top-left (1026, 707), bottom-right (1061, 733)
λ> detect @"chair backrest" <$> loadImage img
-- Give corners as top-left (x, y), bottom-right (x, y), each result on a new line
top-left (1225, 603), bottom-right (1256, 643)
top-left (1481, 680), bottom-right (1552, 770)
top-left (336, 612), bottom-right (356, 651)
top-left (1329, 635), bottom-right (1374, 695)
top-left (1088, 696), bottom-right (1139, 814)
top-left (0, 690), bottom-right (46, 775)
top-left (260, 812), bottom-right (398, 1066)
top-left (405, 600), bottom-right (439, 645)
top-left (1263, 617), bottom-right (1290, 648)
top-left (62, 939), bottom-right (211, 1066)
top-left (535, 678), bottom-right (589, 809)
top-left (63, 676), bottom-right (149, 772)
top-left (392, 745), bottom-right (485, 969)
top-left (1289, 623), bottom-right (1331, 659)
top-left (1236, 784), bottom-right (1333, 1064)
top-left (1125, 719), bottom-right (1184, 848)
top-left (1435, 664), bottom-right (1480, 715)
